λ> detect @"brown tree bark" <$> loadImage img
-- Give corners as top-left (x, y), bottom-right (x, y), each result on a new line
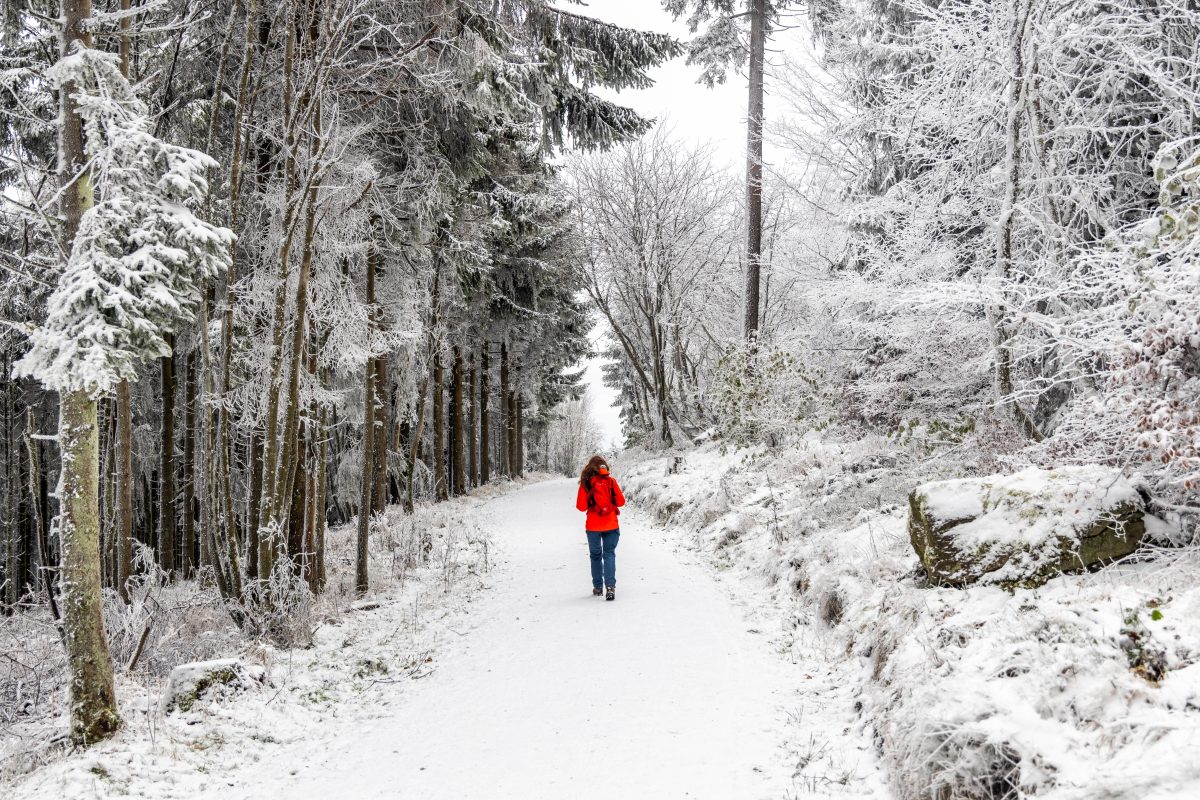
top-left (356, 354), bottom-right (375, 594)
top-left (159, 335), bottom-right (176, 575)
top-left (515, 394), bottom-right (524, 478)
top-left (55, 0), bottom-right (120, 743)
top-left (433, 352), bottom-right (447, 501)
top-left (479, 343), bottom-right (490, 485)
top-left (113, 379), bottom-right (132, 602)
top-left (451, 347), bottom-right (465, 496)
top-left (372, 358), bottom-right (387, 514)
top-left (744, 0), bottom-right (766, 342)
top-left (500, 341), bottom-right (511, 477)
top-left (181, 353), bottom-right (196, 578)
top-left (467, 355), bottom-right (477, 489)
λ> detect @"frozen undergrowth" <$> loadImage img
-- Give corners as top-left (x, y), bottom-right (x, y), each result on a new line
top-left (0, 477), bottom-right (534, 799)
top-left (619, 437), bottom-right (1200, 800)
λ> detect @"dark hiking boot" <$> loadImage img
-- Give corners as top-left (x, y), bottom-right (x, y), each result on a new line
top-left (593, 587), bottom-right (603, 596)
top-left (606, 586), bottom-right (615, 601)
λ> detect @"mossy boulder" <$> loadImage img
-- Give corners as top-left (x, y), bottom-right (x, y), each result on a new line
top-left (161, 658), bottom-right (268, 714)
top-left (909, 466), bottom-right (1145, 589)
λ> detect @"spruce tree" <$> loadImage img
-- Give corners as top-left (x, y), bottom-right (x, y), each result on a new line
top-left (12, 7), bottom-right (231, 744)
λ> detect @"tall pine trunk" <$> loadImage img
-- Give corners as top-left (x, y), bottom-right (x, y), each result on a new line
top-left (372, 358), bottom-right (387, 514)
top-left (452, 347), bottom-right (465, 496)
top-left (114, 380), bottom-right (132, 602)
top-left (433, 353), bottom-right (447, 501)
top-left (479, 344), bottom-right (490, 485)
top-left (500, 342), bottom-right (510, 478)
top-left (181, 353), bottom-right (196, 577)
top-left (467, 355), bottom-right (477, 489)
top-left (744, 0), bottom-right (766, 341)
top-left (56, 0), bottom-right (119, 742)
top-left (514, 394), bottom-right (524, 478)
top-left (159, 335), bottom-right (176, 575)
top-left (356, 226), bottom-right (379, 594)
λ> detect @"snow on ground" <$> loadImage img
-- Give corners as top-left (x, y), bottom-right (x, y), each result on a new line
top-left (4, 484), bottom-right (502, 799)
top-left (619, 437), bottom-right (1200, 800)
top-left (6, 475), bottom-right (874, 800)
top-left (266, 478), bottom-right (805, 800)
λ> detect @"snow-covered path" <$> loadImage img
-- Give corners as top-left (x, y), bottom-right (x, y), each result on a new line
top-left (274, 478), bottom-right (794, 799)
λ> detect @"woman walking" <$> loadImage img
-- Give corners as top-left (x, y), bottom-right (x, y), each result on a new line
top-left (576, 455), bottom-right (626, 601)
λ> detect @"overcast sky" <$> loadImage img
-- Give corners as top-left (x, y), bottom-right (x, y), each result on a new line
top-left (571, 0), bottom-right (751, 450)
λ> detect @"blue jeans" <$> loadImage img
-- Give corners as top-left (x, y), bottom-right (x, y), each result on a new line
top-left (586, 529), bottom-right (620, 589)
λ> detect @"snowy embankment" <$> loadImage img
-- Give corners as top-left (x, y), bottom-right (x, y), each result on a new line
top-left (1, 480), bottom-right (511, 799)
top-left (619, 437), bottom-right (1200, 800)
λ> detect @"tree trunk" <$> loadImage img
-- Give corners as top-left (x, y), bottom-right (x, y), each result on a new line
top-left (356, 225), bottom-right (378, 594)
top-left (246, 428), bottom-right (262, 579)
top-left (313, 403), bottom-right (328, 592)
top-left (181, 353), bottom-right (196, 578)
top-left (159, 335), bottom-right (176, 575)
top-left (990, 0), bottom-right (1042, 442)
top-left (114, 379), bottom-right (132, 602)
top-left (467, 356), bottom-right (477, 489)
top-left (2, 366), bottom-right (15, 613)
top-left (273, 85), bottom-right (323, 556)
top-left (744, 0), bottom-right (766, 341)
top-left (356, 355), bottom-right (374, 594)
top-left (55, 0), bottom-right (120, 745)
top-left (372, 358), bottom-right (387, 514)
top-left (256, 0), bottom-right (302, 580)
top-left (452, 347), bottom-right (465, 496)
top-left (433, 352), bottom-right (447, 501)
top-left (479, 344), bottom-right (490, 485)
top-left (500, 342), bottom-right (511, 478)
top-left (286, 433), bottom-right (307, 562)
top-left (515, 394), bottom-right (524, 478)
top-left (58, 391), bottom-right (120, 744)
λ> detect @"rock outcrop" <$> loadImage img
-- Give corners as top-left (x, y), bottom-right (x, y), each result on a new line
top-left (161, 658), bottom-right (268, 713)
top-left (909, 466), bottom-right (1145, 588)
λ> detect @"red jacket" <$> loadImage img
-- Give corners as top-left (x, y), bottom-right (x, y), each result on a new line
top-left (576, 474), bottom-right (626, 532)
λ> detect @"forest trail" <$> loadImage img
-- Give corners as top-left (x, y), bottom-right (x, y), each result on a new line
top-left (267, 478), bottom-right (794, 799)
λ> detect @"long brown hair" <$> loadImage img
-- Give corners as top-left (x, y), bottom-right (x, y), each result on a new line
top-left (579, 455), bottom-right (610, 487)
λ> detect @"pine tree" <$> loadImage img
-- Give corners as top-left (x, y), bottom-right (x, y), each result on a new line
top-left (12, 7), bottom-right (231, 744)
top-left (662, 0), bottom-right (797, 341)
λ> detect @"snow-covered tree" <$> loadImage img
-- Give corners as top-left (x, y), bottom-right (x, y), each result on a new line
top-left (9, 13), bottom-right (231, 745)
top-left (15, 47), bottom-right (232, 394)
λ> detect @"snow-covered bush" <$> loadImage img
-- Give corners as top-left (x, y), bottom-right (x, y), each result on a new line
top-left (712, 343), bottom-right (826, 446)
top-left (622, 441), bottom-right (1200, 799)
top-left (1041, 142), bottom-right (1200, 501)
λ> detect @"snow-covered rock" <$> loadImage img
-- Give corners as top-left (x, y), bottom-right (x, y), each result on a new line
top-left (909, 465), bottom-right (1145, 588)
top-left (160, 658), bottom-right (268, 714)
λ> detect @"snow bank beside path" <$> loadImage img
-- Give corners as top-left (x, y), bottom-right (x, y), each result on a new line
top-left (3, 480), bottom-right (519, 800)
top-left (619, 439), bottom-right (1200, 800)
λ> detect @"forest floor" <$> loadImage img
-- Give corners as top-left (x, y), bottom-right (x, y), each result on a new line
top-left (9, 477), bottom-right (885, 800)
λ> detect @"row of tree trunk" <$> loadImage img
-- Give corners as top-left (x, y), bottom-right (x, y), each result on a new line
top-left (0, 334), bottom-right (530, 613)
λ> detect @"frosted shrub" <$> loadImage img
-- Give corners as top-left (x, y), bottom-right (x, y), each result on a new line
top-left (1044, 142), bottom-right (1200, 499)
top-left (714, 343), bottom-right (823, 447)
top-left (238, 558), bottom-right (316, 648)
top-left (0, 610), bottom-right (65, 728)
top-left (104, 546), bottom-right (241, 677)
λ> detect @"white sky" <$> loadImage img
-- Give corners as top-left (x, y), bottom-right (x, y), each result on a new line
top-left (572, 0), bottom-right (748, 450)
